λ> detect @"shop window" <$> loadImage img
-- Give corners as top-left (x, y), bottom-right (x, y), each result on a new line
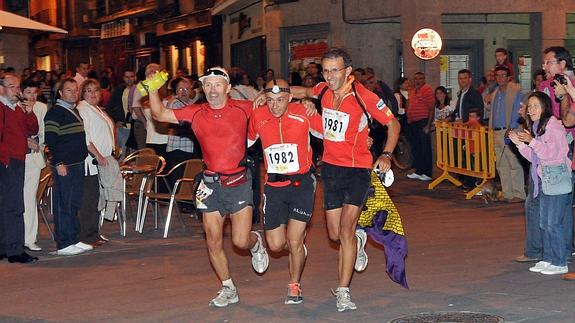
top-left (36, 55), bottom-right (51, 72)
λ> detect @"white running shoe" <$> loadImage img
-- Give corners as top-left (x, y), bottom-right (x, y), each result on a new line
top-left (57, 245), bottom-right (85, 256)
top-left (209, 286), bottom-right (239, 307)
top-left (529, 261), bottom-right (551, 273)
top-left (75, 241), bottom-right (94, 251)
top-left (541, 265), bottom-right (569, 275)
top-left (332, 287), bottom-right (357, 312)
top-left (419, 174), bottom-right (432, 181)
top-left (354, 229), bottom-right (368, 272)
top-left (407, 173), bottom-right (422, 180)
top-left (250, 231), bottom-right (269, 274)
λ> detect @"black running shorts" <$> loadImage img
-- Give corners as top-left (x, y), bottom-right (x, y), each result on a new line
top-left (321, 162), bottom-right (371, 210)
top-left (262, 173), bottom-right (316, 230)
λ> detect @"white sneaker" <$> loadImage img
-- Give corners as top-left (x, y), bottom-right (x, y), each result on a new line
top-left (75, 241), bottom-right (94, 251)
top-left (332, 287), bottom-right (357, 312)
top-left (529, 261), bottom-right (551, 272)
top-left (541, 265), bottom-right (569, 275)
top-left (25, 243), bottom-right (42, 252)
top-left (407, 173), bottom-right (422, 180)
top-left (57, 245), bottom-right (85, 256)
top-left (209, 286), bottom-right (239, 307)
top-left (354, 229), bottom-right (368, 272)
top-left (419, 174), bottom-right (432, 181)
top-left (250, 231), bottom-right (269, 274)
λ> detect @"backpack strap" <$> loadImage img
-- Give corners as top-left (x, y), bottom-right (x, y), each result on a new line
top-left (351, 82), bottom-right (374, 130)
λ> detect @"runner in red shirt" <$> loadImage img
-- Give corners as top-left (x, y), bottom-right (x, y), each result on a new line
top-left (248, 78), bottom-right (322, 305)
top-left (291, 48), bottom-right (400, 312)
top-left (147, 67), bottom-right (269, 308)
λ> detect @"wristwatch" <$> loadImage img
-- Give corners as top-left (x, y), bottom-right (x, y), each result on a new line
top-left (381, 151), bottom-right (393, 159)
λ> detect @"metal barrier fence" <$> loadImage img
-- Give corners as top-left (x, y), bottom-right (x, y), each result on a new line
top-left (428, 121), bottom-right (497, 199)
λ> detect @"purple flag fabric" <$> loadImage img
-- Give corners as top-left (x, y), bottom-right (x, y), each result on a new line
top-left (364, 211), bottom-right (409, 289)
top-left (358, 171), bottom-right (408, 288)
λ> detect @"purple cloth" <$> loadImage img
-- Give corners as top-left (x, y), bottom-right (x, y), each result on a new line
top-left (531, 120), bottom-right (540, 197)
top-left (363, 211), bottom-right (409, 289)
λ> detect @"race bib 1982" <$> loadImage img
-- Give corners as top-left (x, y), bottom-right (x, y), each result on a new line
top-left (322, 108), bottom-right (350, 142)
top-left (265, 143), bottom-right (299, 174)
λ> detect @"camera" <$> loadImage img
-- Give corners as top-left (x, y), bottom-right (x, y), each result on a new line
top-left (551, 74), bottom-right (568, 88)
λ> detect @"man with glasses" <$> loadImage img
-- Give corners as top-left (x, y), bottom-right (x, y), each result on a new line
top-left (147, 67), bottom-right (269, 307)
top-left (0, 74), bottom-right (39, 263)
top-left (291, 48), bottom-right (400, 312)
top-left (488, 66), bottom-right (525, 203)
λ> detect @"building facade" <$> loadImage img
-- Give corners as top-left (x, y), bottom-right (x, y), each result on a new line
top-left (214, 0), bottom-right (575, 93)
top-left (2, 0), bottom-right (575, 94)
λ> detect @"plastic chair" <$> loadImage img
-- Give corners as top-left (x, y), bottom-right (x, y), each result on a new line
top-left (140, 159), bottom-right (204, 238)
top-left (121, 153), bottom-right (166, 232)
top-left (37, 167), bottom-right (54, 240)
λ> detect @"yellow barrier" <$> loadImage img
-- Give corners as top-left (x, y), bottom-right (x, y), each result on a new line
top-left (428, 121), bottom-right (497, 199)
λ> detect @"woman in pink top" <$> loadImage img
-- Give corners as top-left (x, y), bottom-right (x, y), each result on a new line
top-left (509, 91), bottom-right (572, 276)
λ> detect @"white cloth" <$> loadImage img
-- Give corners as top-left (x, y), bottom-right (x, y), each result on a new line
top-left (73, 73), bottom-right (86, 89)
top-left (97, 156), bottom-right (124, 220)
top-left (143, 107), bottom-right (168, 144)
top-left (77, 100), bottom-right (115, 176)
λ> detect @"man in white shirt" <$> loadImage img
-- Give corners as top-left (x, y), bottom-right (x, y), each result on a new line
top-left (73, 62), bottom-right (89, 89)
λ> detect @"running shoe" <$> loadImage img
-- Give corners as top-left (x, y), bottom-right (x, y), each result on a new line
top-left (529, 261), bottom-right (551, 273)
top-left (540, 265), bottom-right (569, 275)
top-left (285, 282), bottom-right (303, 305)
top-left (332, 287), bottom-right (357, 312)
top-left (250, 230), bottom-right (269, 274)
top-left (354, 229), bottom-right (368, 272)
top-left (209, 286), bottom-right (239, 307)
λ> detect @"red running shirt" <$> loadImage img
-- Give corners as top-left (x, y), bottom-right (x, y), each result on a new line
top-left (248, 103), bottom-right (322, 187)
top-left (173, 99), bottom-right (252, 174)
top-left (313, 81), bottom-right (395, 169)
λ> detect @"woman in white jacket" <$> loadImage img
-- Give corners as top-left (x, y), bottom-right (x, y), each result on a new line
top-left (76, 79), bottom-right (117, 246)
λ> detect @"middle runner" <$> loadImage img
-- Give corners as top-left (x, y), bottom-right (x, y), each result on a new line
top-left (248, 79), bottom-right (323, 305)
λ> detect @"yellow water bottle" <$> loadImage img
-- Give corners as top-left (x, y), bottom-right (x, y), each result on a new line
top-left (137, 70), bottom-right (169, 95)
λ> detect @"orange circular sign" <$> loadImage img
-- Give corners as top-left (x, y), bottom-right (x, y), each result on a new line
top-left (411, 28), bottom-right (442, 60)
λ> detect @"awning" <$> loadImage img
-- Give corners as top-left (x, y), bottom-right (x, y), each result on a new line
top-left (211, 0), bottom-right (260, 15)
top-left (0, 10), bottom-right (68, 33)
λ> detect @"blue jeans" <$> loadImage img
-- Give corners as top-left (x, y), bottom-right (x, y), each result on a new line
top-left (538, 182), bottom-right (572, 266)
top-left (52, 163), bottom-right (85, 249)
top-left (524, 178), bottom-right (543, 259)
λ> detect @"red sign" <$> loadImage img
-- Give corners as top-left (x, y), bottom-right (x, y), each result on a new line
top-left (292, 42), bottom-right (328, 60)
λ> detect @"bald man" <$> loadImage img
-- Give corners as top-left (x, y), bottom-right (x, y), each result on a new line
top-left (248, 79), bottom-right (323, 304)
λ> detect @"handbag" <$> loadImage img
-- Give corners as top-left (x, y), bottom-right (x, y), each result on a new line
top-left (541, 163), bottom-right (572, 196)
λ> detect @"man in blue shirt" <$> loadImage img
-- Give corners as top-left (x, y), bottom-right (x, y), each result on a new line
top-left (488, 66), bottom-right (525, 203)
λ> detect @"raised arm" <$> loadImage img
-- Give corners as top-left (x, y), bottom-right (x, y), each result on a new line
top-left (148, 89), bottom-right (178, 124)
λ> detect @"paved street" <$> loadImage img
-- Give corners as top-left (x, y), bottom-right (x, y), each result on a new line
top-left (1, 171), bottom-right (574, 323)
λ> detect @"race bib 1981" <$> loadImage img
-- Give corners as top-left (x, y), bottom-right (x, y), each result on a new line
top-left (322, 108), bottom-right (350, 142)
top-left (265, 143), bottom-right (299, 174)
